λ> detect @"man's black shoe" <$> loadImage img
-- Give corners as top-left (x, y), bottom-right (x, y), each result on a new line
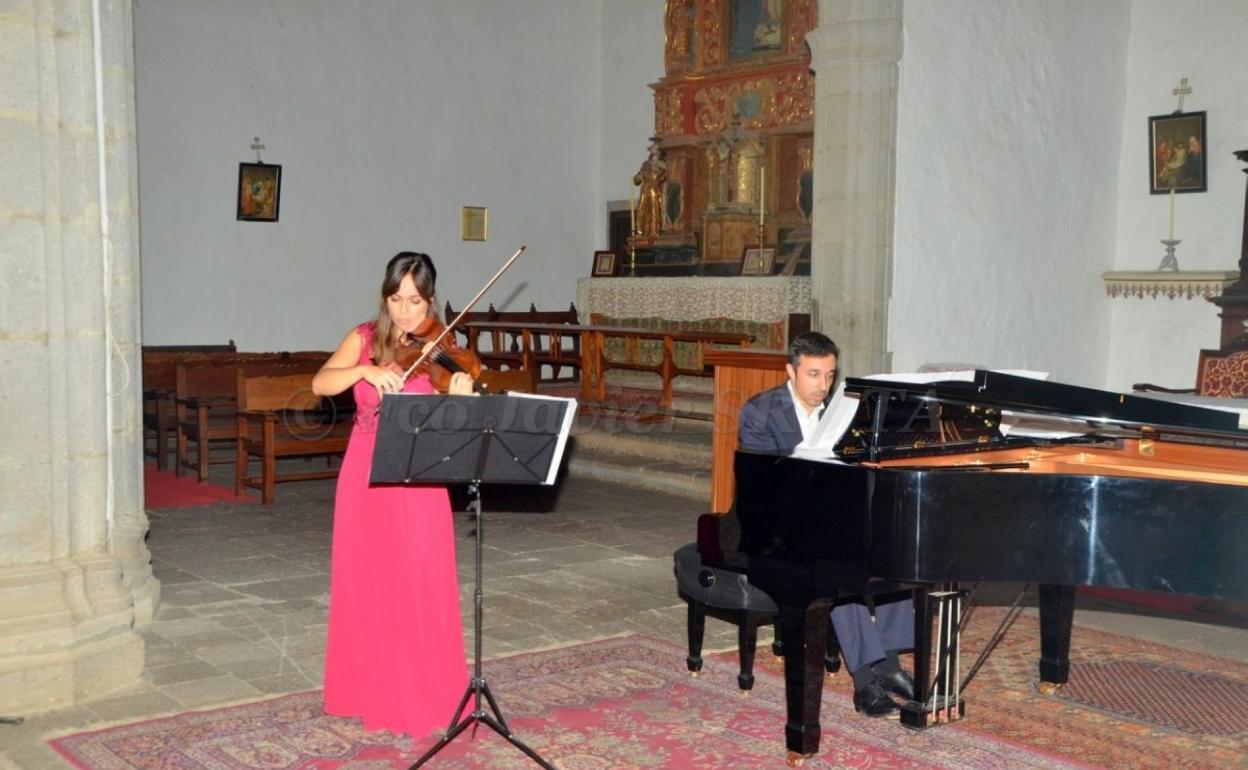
top-left (852, 681), bottom-right (900, 718)
top-left (877, 668), bottom-right (915, 701)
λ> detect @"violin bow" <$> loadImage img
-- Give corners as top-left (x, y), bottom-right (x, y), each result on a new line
top-left (400, 244), bottom-right (526, 381)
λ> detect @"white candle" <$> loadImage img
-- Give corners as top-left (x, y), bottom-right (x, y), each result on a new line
top-left (1168, 187), bottom-right (1175, 240)
top-left (758, 167), bottom-right (765, 226)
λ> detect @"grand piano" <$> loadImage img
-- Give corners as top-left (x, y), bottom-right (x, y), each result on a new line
top-left (730, 370), bottom-right (1248, 760)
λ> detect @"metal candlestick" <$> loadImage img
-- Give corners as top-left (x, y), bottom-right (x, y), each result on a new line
top-left (1158, 239), bottom-right (1180, 272)
top-left (629, 228), bottom-right (640, 276)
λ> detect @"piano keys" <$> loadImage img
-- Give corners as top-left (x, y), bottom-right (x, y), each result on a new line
top-left (728, 370), bottom-right (1248, 757)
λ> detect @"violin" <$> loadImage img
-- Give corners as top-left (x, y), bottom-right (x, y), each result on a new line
top-left (390, 244), bottom-right (526, 397)
top-left (393, 316), bottom-right (487, 394)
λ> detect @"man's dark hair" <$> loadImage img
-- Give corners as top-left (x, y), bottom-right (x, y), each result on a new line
top-left (788, 331), bottom-right (839, 368)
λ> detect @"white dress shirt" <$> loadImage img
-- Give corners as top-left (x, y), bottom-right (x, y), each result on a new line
top-left (786, 380), bottom-right (822, 446)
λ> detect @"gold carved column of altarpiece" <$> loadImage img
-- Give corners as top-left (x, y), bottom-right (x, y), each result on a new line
top-left (639, 0), bottom-right (816, 271)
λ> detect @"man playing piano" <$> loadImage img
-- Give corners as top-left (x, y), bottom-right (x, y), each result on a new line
top-left (738, 332), bottom-right (916, 718)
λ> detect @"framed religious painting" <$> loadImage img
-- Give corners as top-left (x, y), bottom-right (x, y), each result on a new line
top-left (740, 245), bottom-right (775, 276)
top-left (236, 163), bottom-right (281, 222)
top-left (1149, 111), bottom-right (1206, 194)
top-left (591, 250), bottom-right (618, 277)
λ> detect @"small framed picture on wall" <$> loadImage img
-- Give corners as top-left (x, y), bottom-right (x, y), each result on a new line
top-left (1148, 111), bottom-right (1206, 194)
top-left (236, 163), bottom-right (281, 222)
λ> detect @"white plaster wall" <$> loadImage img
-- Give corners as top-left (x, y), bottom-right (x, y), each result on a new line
top-left (135, 0), bottom-right (603, 350)
top-left (1106, 0), bottom-right (1248, 391)
top-left (598, 0), bottom-right (666, 245)
top-left (890, 0), bottom-right (1130, 386)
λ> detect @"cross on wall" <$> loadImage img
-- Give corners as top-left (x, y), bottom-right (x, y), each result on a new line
top-left (1172, 78), bottom-right (1192, 113)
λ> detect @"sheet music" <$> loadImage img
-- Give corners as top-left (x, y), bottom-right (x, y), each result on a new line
top-left (793, 381), bottom-right (854, 456)
top-left (792, 369), bottom-right (1057, 457)
top-left (502, 392), bottom-right (578, 485)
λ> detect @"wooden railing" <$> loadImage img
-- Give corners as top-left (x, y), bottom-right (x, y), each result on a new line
top-left (461, 321), bottom-right (754, 409)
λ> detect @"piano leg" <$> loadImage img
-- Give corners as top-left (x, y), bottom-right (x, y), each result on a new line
top-left (901, 586), bottom-right (933, 729)
top-left (1038, 583), bottom-right (1075, 693)
top-left (779, 598), bottom-right (831, 758)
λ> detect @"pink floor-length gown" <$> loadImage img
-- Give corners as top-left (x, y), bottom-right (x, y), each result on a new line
top-left (323, 321), bottom-right (467, 737)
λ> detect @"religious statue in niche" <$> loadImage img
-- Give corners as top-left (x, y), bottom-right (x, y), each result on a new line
top-left (705, 117), bottom-right (765, 213)
top-left (665, 0), bottom-right (697, 72)
top-left (796, 145), bottom-right (813, 221)
top-left (733, 136), bottom-right (765, 208)
top-left (633, 142), bottom-right (668, 239)
top-left (706, 136), bottom-right (734, 209)
top-left (730, 0), bottom-right (783, 60)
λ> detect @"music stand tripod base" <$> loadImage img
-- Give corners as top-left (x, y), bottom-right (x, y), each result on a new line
top-left (370, 394), bottom-right (573, 770)
top-left (408, 480), bottom-right (556, 770)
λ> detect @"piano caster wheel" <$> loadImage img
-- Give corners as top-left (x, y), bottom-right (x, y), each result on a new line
top-left (786, 751), bottom-right (813, 766)
top-left (689, 671), bottom-right (700, 678)
top-left (1035, 680), bottom-right (1063, 696)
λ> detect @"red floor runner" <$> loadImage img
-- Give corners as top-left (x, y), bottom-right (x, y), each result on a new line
top-left (143, 463), bottom-right (254, 509)
top-left (1079, 585), bottom-right (1248, 627)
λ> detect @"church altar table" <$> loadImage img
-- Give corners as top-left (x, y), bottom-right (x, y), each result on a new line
top-left (576, 276), bottom-right (811, 350)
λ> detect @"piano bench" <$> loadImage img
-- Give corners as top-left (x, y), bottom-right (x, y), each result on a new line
top-left (674, 543), bottom-right (841, 690)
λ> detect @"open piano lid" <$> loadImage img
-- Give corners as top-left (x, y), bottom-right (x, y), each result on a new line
top-left (834, 369), bottom-right (1248, 461)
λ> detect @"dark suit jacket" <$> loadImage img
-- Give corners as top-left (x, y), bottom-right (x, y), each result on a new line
top-left (738, 383), bottom-right (804, 453)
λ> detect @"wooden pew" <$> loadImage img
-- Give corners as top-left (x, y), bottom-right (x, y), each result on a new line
top-left (477, 366), bottom-right (537, 394)
top-left (234, 371), bottom-right (353, 504)
top-left (525, 303), bottom-right (581, 382)
top-left (175, 356), bottom-right (329, 481)
top-left (142, 343), bottom-right (237, 469)
top-left (143, 349), bottom-right (280, 470)
top-left (232, 366), bottom-right (527, 504)
top-left (446, 301), bottom-right (579, 383)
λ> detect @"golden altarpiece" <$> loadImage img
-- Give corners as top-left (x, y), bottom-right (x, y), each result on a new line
top-left (630, 0), bottom-right (816, 276)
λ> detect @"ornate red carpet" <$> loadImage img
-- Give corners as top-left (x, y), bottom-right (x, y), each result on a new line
top-left (49, 634), bottom-right (1085, 770)
top-left (746, 608), bottom-right (1248, 769)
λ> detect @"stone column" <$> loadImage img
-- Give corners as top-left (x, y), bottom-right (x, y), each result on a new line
top-left (0, 0), bottom-right (156, 713)
top-left (806, 0), bottom-right (903, 376)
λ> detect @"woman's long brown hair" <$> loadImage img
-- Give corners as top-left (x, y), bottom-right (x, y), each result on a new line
top-left (371, 252), bottom-right (438, 364)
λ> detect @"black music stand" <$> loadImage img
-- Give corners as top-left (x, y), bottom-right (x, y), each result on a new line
top-left (370, 393), bottom-right (574, 770)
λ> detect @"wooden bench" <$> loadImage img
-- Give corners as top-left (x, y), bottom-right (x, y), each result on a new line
top-left (175, 355), bottom-right (330, 481)
top-left (144, 349), bottom-right (290, 470)
top-left (234, 371), bottom-right (353, 504)
top-left (477, 367), bottom-right (537, 394)
top-left (446, 301), bottom-right (579, 382)
top-left (142, 344), bottom-right (236, 469)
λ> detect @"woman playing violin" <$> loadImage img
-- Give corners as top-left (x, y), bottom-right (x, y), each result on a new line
top-left (312, 251), bottom-right (470, 739)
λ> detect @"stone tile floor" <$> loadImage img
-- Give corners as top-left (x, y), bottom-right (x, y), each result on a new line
top-left (1, 471), bottom-right (1245, 768)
